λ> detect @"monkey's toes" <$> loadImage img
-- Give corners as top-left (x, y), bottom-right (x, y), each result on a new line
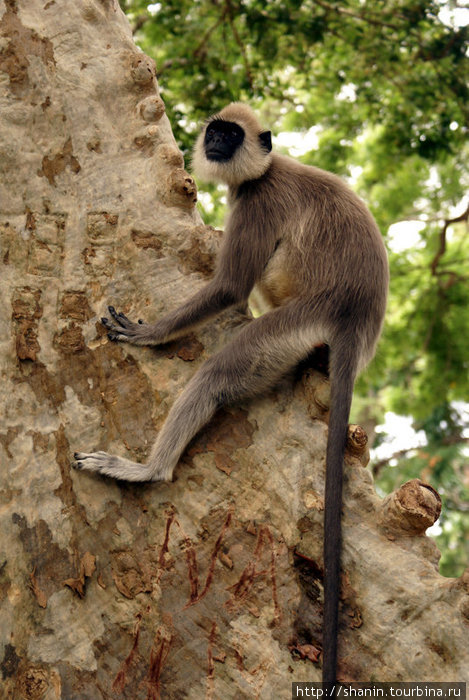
top-left (73, 451), bottom-right (111, 473)
top-left (108, 306), bottom-right (133, 327)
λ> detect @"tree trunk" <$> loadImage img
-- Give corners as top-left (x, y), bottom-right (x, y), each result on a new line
top-left (0, 2), bottom-right (467, 698)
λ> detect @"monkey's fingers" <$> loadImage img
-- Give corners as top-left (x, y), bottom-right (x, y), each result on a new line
top-left (99, 317), bottom-right (129, 342)
top-left (107, 330), bottom-right (127, 342)
top-left (108, 328), bottom-right (135, 342)
top-left (107, 305), bottom-right (135, 328)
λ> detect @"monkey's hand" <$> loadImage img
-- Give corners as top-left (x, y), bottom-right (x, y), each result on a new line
top-left (101, 306), bottom-right (158, 346)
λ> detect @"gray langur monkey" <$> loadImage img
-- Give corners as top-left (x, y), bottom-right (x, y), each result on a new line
top-left (74, 102), bottom-right (388, 683)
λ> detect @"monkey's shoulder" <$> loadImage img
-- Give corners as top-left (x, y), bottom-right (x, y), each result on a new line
top-left (270, 154), bottom-right (354, 193)
top-left (237, 153), bottom-right (357, 205)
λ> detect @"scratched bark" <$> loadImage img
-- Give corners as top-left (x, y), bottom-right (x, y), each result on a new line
top-left (0, 2), bottom-right (468, 699)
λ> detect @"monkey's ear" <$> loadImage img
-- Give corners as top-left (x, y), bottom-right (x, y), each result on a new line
top-left (259, 130), bottom-right (272, 153)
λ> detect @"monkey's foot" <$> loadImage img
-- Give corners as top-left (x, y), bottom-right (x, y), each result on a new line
top-left (73, 451), bottom-right (159, 482)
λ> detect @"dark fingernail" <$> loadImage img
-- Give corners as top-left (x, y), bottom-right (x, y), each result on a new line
top-left (101, 317), bottom-right (108, 324)
top-left (138, 319), bottom-right (143, 324)
top-left (108, 305), bottom-right (115, 313)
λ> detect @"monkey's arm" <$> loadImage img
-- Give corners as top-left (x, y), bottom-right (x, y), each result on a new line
top-left (102, 281), bottom-right (238, 346)
top-left (102, 214), bottom-right (277, 346)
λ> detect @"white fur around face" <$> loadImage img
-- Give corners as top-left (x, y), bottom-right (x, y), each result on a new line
top-left (191, 103), bottom-right (272, 187)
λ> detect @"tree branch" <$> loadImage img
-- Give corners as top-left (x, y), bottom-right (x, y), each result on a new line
top-left (157, 14), bottom-right (227, 77)
top-left (372, 436), bottom-right (469, 477)
top-left (312, 0), bottom-right (404, 32)
top-left (132, 13), bottom-right (150, 34)
top-left (430, 204), bottom-right (469, 276)
top-left (372, 447), bottom-right (418, 476)
top-left (224, 0), bottom-right (254, 90)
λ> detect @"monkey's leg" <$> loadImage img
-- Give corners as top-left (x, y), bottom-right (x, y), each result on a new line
top-left (74, 370), bottom-right (219, 481)
top-left (75, 304), bottom-right (327, 482)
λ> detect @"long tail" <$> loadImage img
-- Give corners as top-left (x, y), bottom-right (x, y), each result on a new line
top-left (322, 345), bottom-right (358, 684)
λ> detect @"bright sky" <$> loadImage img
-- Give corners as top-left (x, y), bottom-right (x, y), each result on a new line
top-left (273, 127), bottom-right (320, 157)
top-left (438, 4), bottom-right (469, 27)
top-left (373, 414), bottom-right (427, 464)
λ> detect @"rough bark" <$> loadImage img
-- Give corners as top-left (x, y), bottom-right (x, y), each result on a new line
top-left (0, 2), bottom-right (468, 698)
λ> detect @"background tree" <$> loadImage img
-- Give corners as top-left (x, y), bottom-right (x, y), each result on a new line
top-left (120, 0), bottom-right (469, 576)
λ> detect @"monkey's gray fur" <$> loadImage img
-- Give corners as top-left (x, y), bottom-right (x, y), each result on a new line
top-left (75, 103), bottom-right (388, 682)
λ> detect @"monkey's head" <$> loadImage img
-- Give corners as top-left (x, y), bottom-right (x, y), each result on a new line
top-left (192, 103), bottom-right (272, 187)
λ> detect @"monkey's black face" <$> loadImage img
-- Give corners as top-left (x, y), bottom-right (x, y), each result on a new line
top-left (204, 120), bottom-right (245, 162)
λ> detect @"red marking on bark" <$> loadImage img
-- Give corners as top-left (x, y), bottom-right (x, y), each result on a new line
top-left (158, 508), bottom-right (176, 566)
top-left (206, 621), bottom-right (217, 700)
top-left (158, 507), bottom-right (176, 567)
top-left (145, 626), bottom-right (173, 700)
top-left (226, 526), bottom-right (281, 623)
top-left (153, 506), bottom-right (177, 586)
top-left (184, 507), bottom-right (233, 608)
top-left (112, 613), bottom-right (143, 693)
top-left (199, 509), bottom-right (233, 598)
top-left (184, 540), bottom-right (199, 603)
top-left (234, 646), bottom-right (245, 671)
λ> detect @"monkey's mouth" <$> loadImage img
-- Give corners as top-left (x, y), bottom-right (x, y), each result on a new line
top-left (206, 149), bottom-right (231, 162)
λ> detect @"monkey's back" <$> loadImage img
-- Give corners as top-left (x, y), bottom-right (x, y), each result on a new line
top-left (245, 154), bottom-right (389, 364)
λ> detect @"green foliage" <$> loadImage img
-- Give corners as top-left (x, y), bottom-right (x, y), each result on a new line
top-left (121, 0), bottom-right (468, 576)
